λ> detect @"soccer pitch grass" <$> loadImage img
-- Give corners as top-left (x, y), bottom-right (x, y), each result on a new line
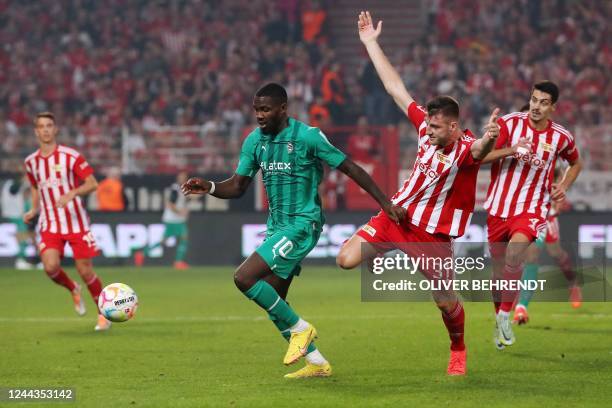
top-left (1, 267), bottom-right (611, 407)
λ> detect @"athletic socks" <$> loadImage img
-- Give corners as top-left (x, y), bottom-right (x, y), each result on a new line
top-left (289, 318), bottom-right (310, 333)
top-left (269, 314), bottom-right (318, 357)
top-left (558, 251), bottom-right (577, 285)
top-left (144, 242), bottom-right (162, 257)
top-left (47, 268), bottom-right (77, 292)
top-left (244, 280), bottom-right (300, 327)
top-left (441, 302), bottom-right (465, 351)
top-left (305, 349), bottom-right (328, 365)
top-left (17, 240), bottom-right (27, 259)
top-left (85, 274), bottom-right (103, 304)
top-left (500, 263), bottom-right (524, 313)
top-left (176, 238), bottom-right (188, 262)
top-left (491, 276), bottom-right (502, 314)
top-left (518, 263), bottom-right (539, 308)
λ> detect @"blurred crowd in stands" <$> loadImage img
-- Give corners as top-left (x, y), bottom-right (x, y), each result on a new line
top-left (0, 0), bottom-right (610, 174)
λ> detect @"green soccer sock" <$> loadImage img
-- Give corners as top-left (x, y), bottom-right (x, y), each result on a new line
top-left (269, 314), bottom-right (317, 354)
top-left (144, 241), bottom-right (163, 257)
top-left (518, 263), bottom-right (539, 308)
top-left (244, 280), bottom-right (300, 327)
top-left (17, 240), bottom-right (27, 258)
top-left (175, 237), bottom-right (188, 262)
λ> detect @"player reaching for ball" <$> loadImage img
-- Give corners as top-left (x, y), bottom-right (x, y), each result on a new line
top-left (336, 11), bottom-right (511, 376)
top-left (23, 112), bottom-right (111, 332)
top-left (181, 83), bottom-right (405, 379)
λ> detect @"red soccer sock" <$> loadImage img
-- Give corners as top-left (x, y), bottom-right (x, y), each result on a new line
top-left (500, 263), bottom-right (524, 313)
top-left (558, 251), bottom-right (577, 284)
top-left (441, 302), bottom-right (465, 351)
top-left (47, 268), bottom-right (77, 292)
top-left (491, 277), bottom-right (501, 313)
top-left (85, 274), bottom-right (103, 304)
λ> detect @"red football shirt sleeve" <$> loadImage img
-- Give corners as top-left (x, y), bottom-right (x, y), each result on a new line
top-left (559, 134), bottom-right (580, 163)
top-left (24, 163), bottom-right (37, 187)
top-left (406, 102), bottom-right (426, 132)
top-left (74, 155), bottom-right (94, 181)
top-left (459, 137), bottom-right (479, 167)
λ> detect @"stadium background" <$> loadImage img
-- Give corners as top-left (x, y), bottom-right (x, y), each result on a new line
top-left (0, 0), bottom-right (610, 266)
top-left (1, 1), bottom-right (611, 406)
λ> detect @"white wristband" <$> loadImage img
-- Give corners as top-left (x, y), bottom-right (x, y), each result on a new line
top-left (208, 181), bottom-right (215, 195)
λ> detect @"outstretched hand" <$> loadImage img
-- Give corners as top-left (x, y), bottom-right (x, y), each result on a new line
top-left (181, 177), bottom-right (210, 196)
top-left (358, 11), bottom-right (382, 44)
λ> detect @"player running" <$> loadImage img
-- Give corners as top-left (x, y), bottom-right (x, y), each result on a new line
top-left (483, 81), bottom-right (583, 349)
top-left (181, 83), bottom-right (405, 379)
top-left (23, 112), bottom-right (111, 331)
top-left (134, 171), bottom-right (192, 270)
top-left (513, 166), bottom-right (582, 325)
top-left (336, 11), bottom-right (504, 376)
top-left (2, 169), bottom-right (37, 269)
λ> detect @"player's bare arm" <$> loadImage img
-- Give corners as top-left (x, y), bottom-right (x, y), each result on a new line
top-left (470, 108), bottom-right (501, 160)
top-left (480, 138), bottom-right (532, 164)
top-left (358, 11), bottom-right (414, 114)
top-left (337, 158), bottom-right (406, 223)
top-left (23, 186), bottom-right (40, 224)
top-left (57, 174), bottom-right (98, 209)
top-left (181, 174), bottom-right (252, 199)
top-left (552, 157), bottom-right (583, 202)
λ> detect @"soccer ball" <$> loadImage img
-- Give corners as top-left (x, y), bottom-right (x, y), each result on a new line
top-left (98, 283), bottom-right (139, 322)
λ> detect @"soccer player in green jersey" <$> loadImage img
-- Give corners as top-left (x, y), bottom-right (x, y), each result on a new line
top-left (135, 171), bottom-right (192, 270)
top-left (182, 83), bottom-right (405, 379)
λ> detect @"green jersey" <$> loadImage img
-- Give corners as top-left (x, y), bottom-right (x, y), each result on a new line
top-left (236, 118), bottom-right (346, 229)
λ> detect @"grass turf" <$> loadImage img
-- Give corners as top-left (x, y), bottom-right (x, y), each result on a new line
top-left (1, 266), bottom-right (611, 407)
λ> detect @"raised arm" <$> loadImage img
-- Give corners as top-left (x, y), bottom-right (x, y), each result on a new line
top-left (358, 11), bottom-right (414, 113)
top-left (181, 174), bottom-right (252, 199)
top-left (337, 158), bottom-right (405, 223)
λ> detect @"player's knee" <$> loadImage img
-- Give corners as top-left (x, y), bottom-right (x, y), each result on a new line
top-left (43, 260), bottom-right (61, 276)
top-left (336, 250), bottom-right (356, 270)
top-left (505, 246), bottom-right (526, 266)
top-left (433, 292), bottom-right (457, 312)
top-left (233, 268), bottom-right (252, 292)
top-left (336, 251), bottom-right (352, 269)
top-left (78, 270), bottom-right (94, 282)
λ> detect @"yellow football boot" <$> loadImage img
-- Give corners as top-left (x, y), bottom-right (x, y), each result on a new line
top-left (283, 324), bottom-right (317, 365)
top-left (284, 362), bottom-right (332, 379)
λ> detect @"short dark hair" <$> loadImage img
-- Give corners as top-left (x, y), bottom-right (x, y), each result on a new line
top-left (426, 96), bottom-right (459, 120)
top-left (255, 83), bottom-right (288, 104)
top-left (34, 111), bottom-right (56, 125)
top-left (532, 80), bottom-right (559, 104)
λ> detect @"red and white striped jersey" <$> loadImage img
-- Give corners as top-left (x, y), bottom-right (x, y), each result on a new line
top-left (484, 112), bottom-right (579, 219)
top-left (24, 145), bottom-right (94, 234)
top-left (392, 103), bottom-right (481, 237)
